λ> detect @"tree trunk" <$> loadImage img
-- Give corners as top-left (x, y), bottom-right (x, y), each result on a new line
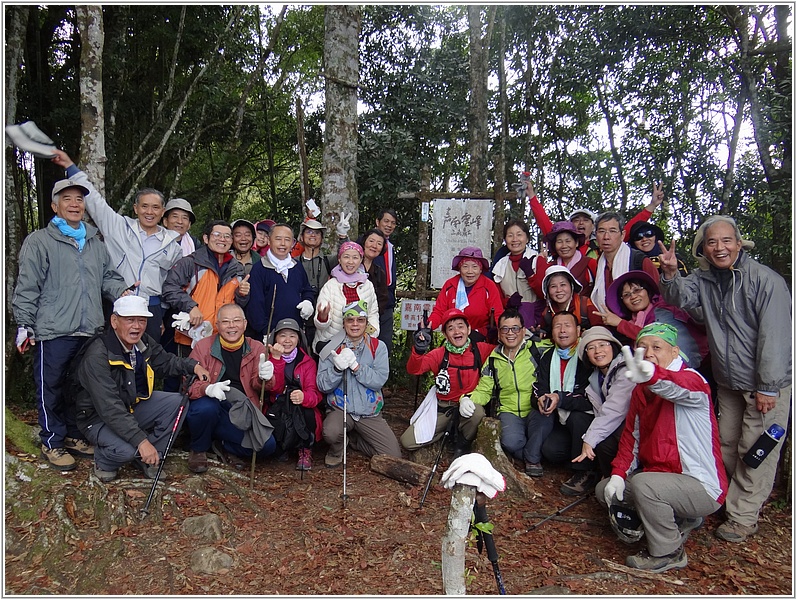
top-left (441, 484), bottom-right (476, 595)
top-left (5, 6), bottom-right (28, 384)
top-left (76, 5), bottom-right (107, 197)
top-left (466, 6), bottom-right (496, 193)
top-left (322, 5), bottom-right (360, 245)
top-left (719, 88), bottom-right (746, 214)
top-left (596, 77), bottom-right (628, 211)
top-left (296, 97), bottom-right (311, 207)
top-left (369, 454), bottom-right (433, 486)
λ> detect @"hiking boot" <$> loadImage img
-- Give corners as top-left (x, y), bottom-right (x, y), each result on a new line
top-left (676, 516), bottom-right (704, 542)
top-left (134, 458), bottom-right (159, 480)
top-left (211, 441), bottom-right (247, 470)
top-left (715, 519), bottom-right (758, 543)
top-left (525, 462), bottom-right (544, 478)
top-left (325, 450), bottom-right (343, 468)
top-left (560, 470), bottom-right (599, 496)
top-left (64, 437), bottom-right (94, 458)
top-left (626, 546), bottom-right (687, 573)
top-left (187, 451), bottom-right (208, 474)
top-left (40, 445), bottom-right (76, 471)
top-left (93, 462), bottom-right (118, 483)
top-left (296, 448), bottom-right (313, 471)
top-left (452, 439), bottom-right (472, 460)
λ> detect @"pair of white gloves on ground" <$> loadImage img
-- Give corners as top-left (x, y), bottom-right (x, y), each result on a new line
top-left (601, 346), bottom-right (654, 505)
top-left (440, 453), bottom-right (506, 499)
top-left (332, 348), bottom-right (359, 371)
top-left (204, 354), bottom-right (274, 401)
top-left (305, 200), bottom-right (351, 238)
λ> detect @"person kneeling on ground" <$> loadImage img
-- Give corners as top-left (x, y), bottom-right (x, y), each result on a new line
top-left (262, 318), bottom-right (323, 471)
top-left (530, 311), bottom-right (596, 495)
top-left (596, 323), bottom-right (727, 573)
top-left (76, 296), bottom-right (210, 482)
top-left (184, 303), bottom-right (278, 472)
top-left (467, 308), bottom-right (540, 475)
top-left (317, 300), bottom-right (402, 467)
top-left (400, 309), bottom-right (495, 457)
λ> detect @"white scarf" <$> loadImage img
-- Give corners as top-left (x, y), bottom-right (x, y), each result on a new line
top-left (267, 249), bottom-right (294, 280)
top-left (591, 242), bottom-right (631, 312)
top-left (180, 234), bottom-right (195, 257)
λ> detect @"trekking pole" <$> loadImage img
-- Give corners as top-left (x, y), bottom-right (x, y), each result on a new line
top-left (473, 493), bottom-right (507, 595)
top-left (522, 492), bottom-right (592, 533)
top-left (141, 374), bottom-right (196, 519)
top-left (413, 309), bottom-right (430, 411)
top-left (419, 407), bottom-right (456, 509)
top-left (342, 369), bottom-right (349, 507)
top-left (250, 384), bottom-right (265, 490)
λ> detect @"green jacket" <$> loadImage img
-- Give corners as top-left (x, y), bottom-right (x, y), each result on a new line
top-left (470, 341), bottom-right (539, 418)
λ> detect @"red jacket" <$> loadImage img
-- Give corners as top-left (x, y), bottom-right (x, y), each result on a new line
top-left (188, 335), bottom-right (265, 406)
top-left (429, 274), bottom-right (504, 335)
top-left (407, 342), bottom-right (495, 402)
top-left (611, 360), bottom-right (728, 503)
top-left (265, 350), bottom-right (323, 441)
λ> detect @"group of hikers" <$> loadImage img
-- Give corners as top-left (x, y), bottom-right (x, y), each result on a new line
top-left (13, 150), bottom-right (791, 575)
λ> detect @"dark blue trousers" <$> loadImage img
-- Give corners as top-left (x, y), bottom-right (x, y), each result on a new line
top-left (186, 394), bottom-right (277, 458)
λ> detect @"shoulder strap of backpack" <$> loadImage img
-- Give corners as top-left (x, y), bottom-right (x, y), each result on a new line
top-left (369, 335), bottom-right (379, 358)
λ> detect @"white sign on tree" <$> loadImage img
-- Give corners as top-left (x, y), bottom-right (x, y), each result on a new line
top-left (430, 198), bottom-right (493, 289)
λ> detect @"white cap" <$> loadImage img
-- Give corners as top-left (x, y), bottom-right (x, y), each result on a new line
top-left (113, 295), bottom-right (153, 317)
top-left (567, 208), bottom-right (598, 222)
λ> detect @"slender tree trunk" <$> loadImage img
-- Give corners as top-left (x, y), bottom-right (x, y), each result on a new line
top-left (322, 5), bottom-right (360, 244)
top-left (76, 6), bottom-right (106, 196)
top-left (296, 98), bottom-right (311, 208)
top-left (466, 6), bottom-right (496, 193)
top-left (719, 88), bottom-right (746, 214)
top-left (596, 77), bottom-right (628, 211)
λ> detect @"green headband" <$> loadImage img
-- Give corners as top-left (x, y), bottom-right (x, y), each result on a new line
top-left (343, 300), bottom-right (368, 319)
top-left (636, 322), bottom-right (689, 362)
top-left (636, 322), bottom-right (678, 346)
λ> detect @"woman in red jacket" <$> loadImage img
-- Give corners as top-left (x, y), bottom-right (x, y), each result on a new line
top-left (262, 318), bottom-right (323, 471)
top-left (428, 246), bottom-right (504, 340)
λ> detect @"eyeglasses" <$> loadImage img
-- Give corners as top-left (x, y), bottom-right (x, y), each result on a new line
top-left (219, 318), bottom-right (244, 326)
top-left (634, 229), bottom-right (656, 241)
top-left (620, 285), bottom-right (646, 301)
top-left (586, 341), bottom-right (613, 352)
top-left (499, 325), bottom-right (522, 334)
top-left (210, 232), bottom-right (233, 240)
top-left (596, 227), bottom-right (621, 236)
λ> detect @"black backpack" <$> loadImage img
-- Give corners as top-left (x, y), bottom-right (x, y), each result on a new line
top-left (265, 350), bottom-right (313, 450)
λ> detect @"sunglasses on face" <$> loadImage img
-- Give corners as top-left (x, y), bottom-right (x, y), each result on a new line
top-left (634, 229), bottom-right (656, 241)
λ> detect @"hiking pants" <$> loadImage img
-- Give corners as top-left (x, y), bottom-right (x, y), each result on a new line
top-left (323, 407), bottom-right (401, 459)
top-left (541, 411), bottom-right (595, 472)
top-left (400, 401), bottom-right (485, 451)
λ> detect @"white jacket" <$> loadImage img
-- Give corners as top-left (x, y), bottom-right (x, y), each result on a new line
top-left (70, 169), bottom-right (182, 304)
top-left (313, 278), bottom-right (380, 351)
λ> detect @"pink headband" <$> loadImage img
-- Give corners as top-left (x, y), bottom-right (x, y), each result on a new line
top-left (338, 241), bottom-right (364, 258)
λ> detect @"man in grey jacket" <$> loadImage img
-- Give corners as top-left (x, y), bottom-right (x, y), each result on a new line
top-left (51, 150), bottom-right (183, 340)
top-left (658, 215), bottom-right (792, 543)
top-left (316, 300), bottom-right (401, 467)
top-left (12, 177), bottom-right (129, 470)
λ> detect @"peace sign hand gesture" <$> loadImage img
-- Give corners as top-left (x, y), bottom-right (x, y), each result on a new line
top-left (651, 181), bottom-right (665, 208)
top-left (658, 239), bottom-right (679, 279)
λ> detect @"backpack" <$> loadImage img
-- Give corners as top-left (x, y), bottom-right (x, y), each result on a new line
top-left (486, 340), bottom-right (539, 417)
top-left (265, 350), bottom-right (313, 450)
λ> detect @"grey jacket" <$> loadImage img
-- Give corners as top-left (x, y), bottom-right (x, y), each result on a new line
top-left (12, 220), bottom-right (127, 340)
top-left (66, 167), bottom-right (182, 304)
top-left (660, 250), bottom-right (792, 392)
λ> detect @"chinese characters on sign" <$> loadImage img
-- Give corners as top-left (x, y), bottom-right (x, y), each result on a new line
top-left (399, 300), bottom-right (436, 331)
top-left (430, 199), bottom-right (493, 289)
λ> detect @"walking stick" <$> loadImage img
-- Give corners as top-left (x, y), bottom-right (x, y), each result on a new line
top-left (413, 309), bottom-right (430, 411)
top-left (141, 374), bottom-right (196, 519)
top-left (473, 492), bottom-right (507, 595)
top-left (342, 369), bottom-right (349, 507)
top-left (522, 492), bottom-right (592, 533)
top-left (250, 384), bottom-right (265, 490)
top-left (419, 407), bottom-right (457, 509)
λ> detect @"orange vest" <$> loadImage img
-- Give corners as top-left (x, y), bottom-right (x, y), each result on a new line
top-left (175, 268), bottom-right (239, 346)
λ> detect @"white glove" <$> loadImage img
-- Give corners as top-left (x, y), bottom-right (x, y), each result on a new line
top-left (622, 346), bottom-right (655, 384)
top-left (440, 453), bottom-right (506, 499)
top-left (15, 326), bottom-right (34, 352)
top-left (603, 474), bottom-right (626, 505)
top-left (332, 348), bottom-right (356, 371)
top-left (205, 380), bottom-right (231, 401)
top-left (306, 198), bottom-right (321, 218)
top-left (296, 300), bottom-right (314, 320)
top-left (459, 396), bottom-right (476, 418)
top-left (188, 321), bottom-right (213, 348)
top-left (171, 311), bottom-right (192, 331)
top-left (259, 353), bottom-right (274, 380)
top-left (336, 212), bottom-right (351, 237)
